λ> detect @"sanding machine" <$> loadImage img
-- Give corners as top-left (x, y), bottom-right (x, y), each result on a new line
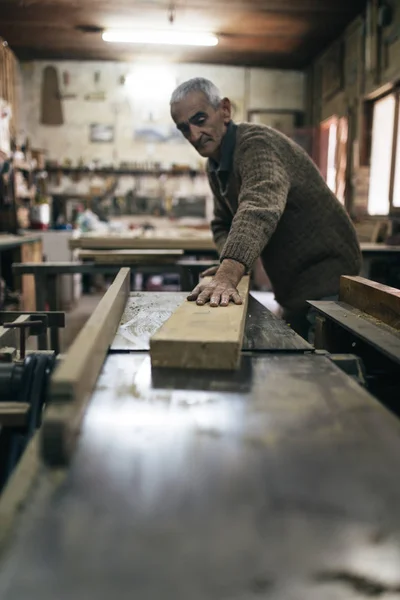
top-left (0, 311), bottom-right (64, 489)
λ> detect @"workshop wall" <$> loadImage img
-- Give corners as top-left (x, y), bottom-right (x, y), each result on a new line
top-left (306, 0), bottom-right (400, 217)
top-left (19, 61), bottom-right (305, 169)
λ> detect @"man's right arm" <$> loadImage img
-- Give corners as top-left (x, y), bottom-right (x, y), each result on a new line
top-left (211, 200), bottom-right (231, 255)
top-left (207, 171), bottom-right (232, 255)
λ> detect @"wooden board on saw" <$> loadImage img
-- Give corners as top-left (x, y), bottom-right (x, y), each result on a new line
top-left (41, 267), bottom-right (130, 466)
top-left (340, 275), bottom-right (400, 330)
top-left (150, 277), bottom-right (250, 370)
top-left (77, 248), bottom-right (184, 264)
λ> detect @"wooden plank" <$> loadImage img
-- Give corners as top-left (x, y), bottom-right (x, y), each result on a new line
top-left (69, 235), bottom-right (216, 252)
top-left (78, 248), bottom-right (184, 265)
top-left (0, 403), bottom-right (29, 427)
top-left (150, 277), bottom-right (250, 370)
top-left (340, 275), bottom-right (400, 330)
top-left (41, 268), bottom-right (130, 466)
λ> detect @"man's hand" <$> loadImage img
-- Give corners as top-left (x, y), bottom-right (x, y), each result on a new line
top-left (187, 259), bottom-right (245, 307)
top-left (200, 265), bottom-right (219, 277)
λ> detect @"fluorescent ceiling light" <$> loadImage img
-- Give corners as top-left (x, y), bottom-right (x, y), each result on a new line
top-left (102, 29), bottom-right (218, 47)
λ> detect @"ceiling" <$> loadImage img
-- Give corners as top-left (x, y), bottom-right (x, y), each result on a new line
top-left (1, 0), bottom-right (367, 69)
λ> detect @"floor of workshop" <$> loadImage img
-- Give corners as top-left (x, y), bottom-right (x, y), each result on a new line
top-left (56, 290), bottom-right (281, 353)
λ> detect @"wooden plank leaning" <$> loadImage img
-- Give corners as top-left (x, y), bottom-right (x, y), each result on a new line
top-left (340, 275), bottom-right (400, 330)
top-left (150, 276), bottom-right (250, 370)
top-left (41, 268), bottom-right (130, 467)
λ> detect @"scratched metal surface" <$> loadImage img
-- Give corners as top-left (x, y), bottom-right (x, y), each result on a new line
top-left (310, 301), bottom-right (400, 365)
top-left (112, 292), bottom-right (310, 351)
top-left (1, 353), bottom-right (400, 599)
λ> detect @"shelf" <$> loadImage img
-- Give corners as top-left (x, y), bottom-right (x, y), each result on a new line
top-left (40, 166), bottom-right (206, 177)
top-left (16, 189), bottom-right (35, 200)
top-left (14, 161), bottom-right (35, 172)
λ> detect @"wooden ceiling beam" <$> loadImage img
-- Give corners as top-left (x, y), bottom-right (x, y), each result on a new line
top-left (0, 0), bottom-right (367, 69)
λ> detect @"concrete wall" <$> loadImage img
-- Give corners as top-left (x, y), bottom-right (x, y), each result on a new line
top-left (20, 60), bottom-right (305, 169)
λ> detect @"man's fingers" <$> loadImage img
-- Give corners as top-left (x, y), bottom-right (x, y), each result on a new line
top-left (197, 288), bottom-right (213, 305)
top-left (232, 291), bottom-right (243, 305)
top-left (210, 291), bottom-right (222, 307)
top-left (220, 291), bottom-right (231, 307)
top-left (187, 284), bottom-right (202, 301)
top-left (189, 282), bottom-right (242, 307)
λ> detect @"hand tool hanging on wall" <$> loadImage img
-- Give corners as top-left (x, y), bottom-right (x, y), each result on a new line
top-left (40, 65), bottom-right (63, 125)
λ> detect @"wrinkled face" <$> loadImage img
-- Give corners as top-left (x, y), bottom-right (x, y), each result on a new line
top-left (171, 91), bottom-right (231, 160)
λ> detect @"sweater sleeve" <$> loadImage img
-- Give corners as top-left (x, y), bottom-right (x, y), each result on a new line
top-left (211, 199), bottom-right (231, 255)
top-left (219, 133), bottom-right (290, 270)
top-left (207, 171), bottom-right (233, 257)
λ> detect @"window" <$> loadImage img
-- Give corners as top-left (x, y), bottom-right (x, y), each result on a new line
top-left (392, 113), bottom-right (400, 208)
top-left (368, 92), bottom-right (400, 215)
top-left (319, 116), bottom-right (348, 205)
top-left (326, 119), bottom-right (338, 192)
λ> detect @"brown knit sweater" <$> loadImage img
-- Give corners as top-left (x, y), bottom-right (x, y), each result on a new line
top-left (207, 122), bottom-right (362, 312)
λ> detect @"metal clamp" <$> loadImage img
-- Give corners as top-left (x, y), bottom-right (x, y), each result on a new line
top-left (2, 317), bottom-right (48, 359)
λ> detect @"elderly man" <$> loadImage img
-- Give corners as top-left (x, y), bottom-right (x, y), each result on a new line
top-left (170, 77), bottom-right (361, 338)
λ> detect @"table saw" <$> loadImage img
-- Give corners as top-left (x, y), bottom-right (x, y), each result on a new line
top-left (1, 268), bottom-right (400, 598)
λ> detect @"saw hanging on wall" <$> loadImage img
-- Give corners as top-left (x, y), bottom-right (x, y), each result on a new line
top-left (40, 66), bottom-right (63, 125)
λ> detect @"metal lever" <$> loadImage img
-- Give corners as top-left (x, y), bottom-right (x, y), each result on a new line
top-left (2, 320), bottom-right (46, 359)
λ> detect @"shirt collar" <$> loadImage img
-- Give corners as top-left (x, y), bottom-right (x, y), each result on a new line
top-left (208, 120), bottom-right (237, 173)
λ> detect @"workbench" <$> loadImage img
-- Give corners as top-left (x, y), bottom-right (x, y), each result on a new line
top-left (68, 230), bottom-right (218, 299)
top-left (1, 272), bottom-right (400, 598)
top-left (0, 234), bottom-right (42, 312)
top-left (11, 258), bottom-right (216, 353)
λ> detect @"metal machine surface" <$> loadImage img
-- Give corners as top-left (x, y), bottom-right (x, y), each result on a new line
top-left (311, 276), bottom-right (400, 411)
top-left (0, 270), bottom-right (400, 598)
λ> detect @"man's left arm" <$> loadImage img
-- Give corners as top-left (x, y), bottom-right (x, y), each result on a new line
top-left (189, 136), bottom-right (290, 306)
top-left (220, 135), bottom-right (290, 271)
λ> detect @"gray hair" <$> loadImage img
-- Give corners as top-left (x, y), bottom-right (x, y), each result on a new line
top-left (170, 77), bottom-right (222, 109)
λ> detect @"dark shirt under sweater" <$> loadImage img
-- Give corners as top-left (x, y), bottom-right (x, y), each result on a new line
top-left (207, 121), bottom-right (362, 312)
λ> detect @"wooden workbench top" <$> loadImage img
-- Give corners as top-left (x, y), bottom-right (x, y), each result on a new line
top-left (360, 242), bottom-right (400, 252)
top-left (69, 228), bottom-right (216, 251)
top-left (0, 234), bottom-right (42, 250)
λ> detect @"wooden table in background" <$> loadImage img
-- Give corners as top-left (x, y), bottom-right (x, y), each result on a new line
top-left (69, 230), bottom-right (218, 255)
top-left (0, 234), bottom-right (43, 311)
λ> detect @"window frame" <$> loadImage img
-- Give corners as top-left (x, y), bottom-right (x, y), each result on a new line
top-left (367, 89), bottom-right (400, 216)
